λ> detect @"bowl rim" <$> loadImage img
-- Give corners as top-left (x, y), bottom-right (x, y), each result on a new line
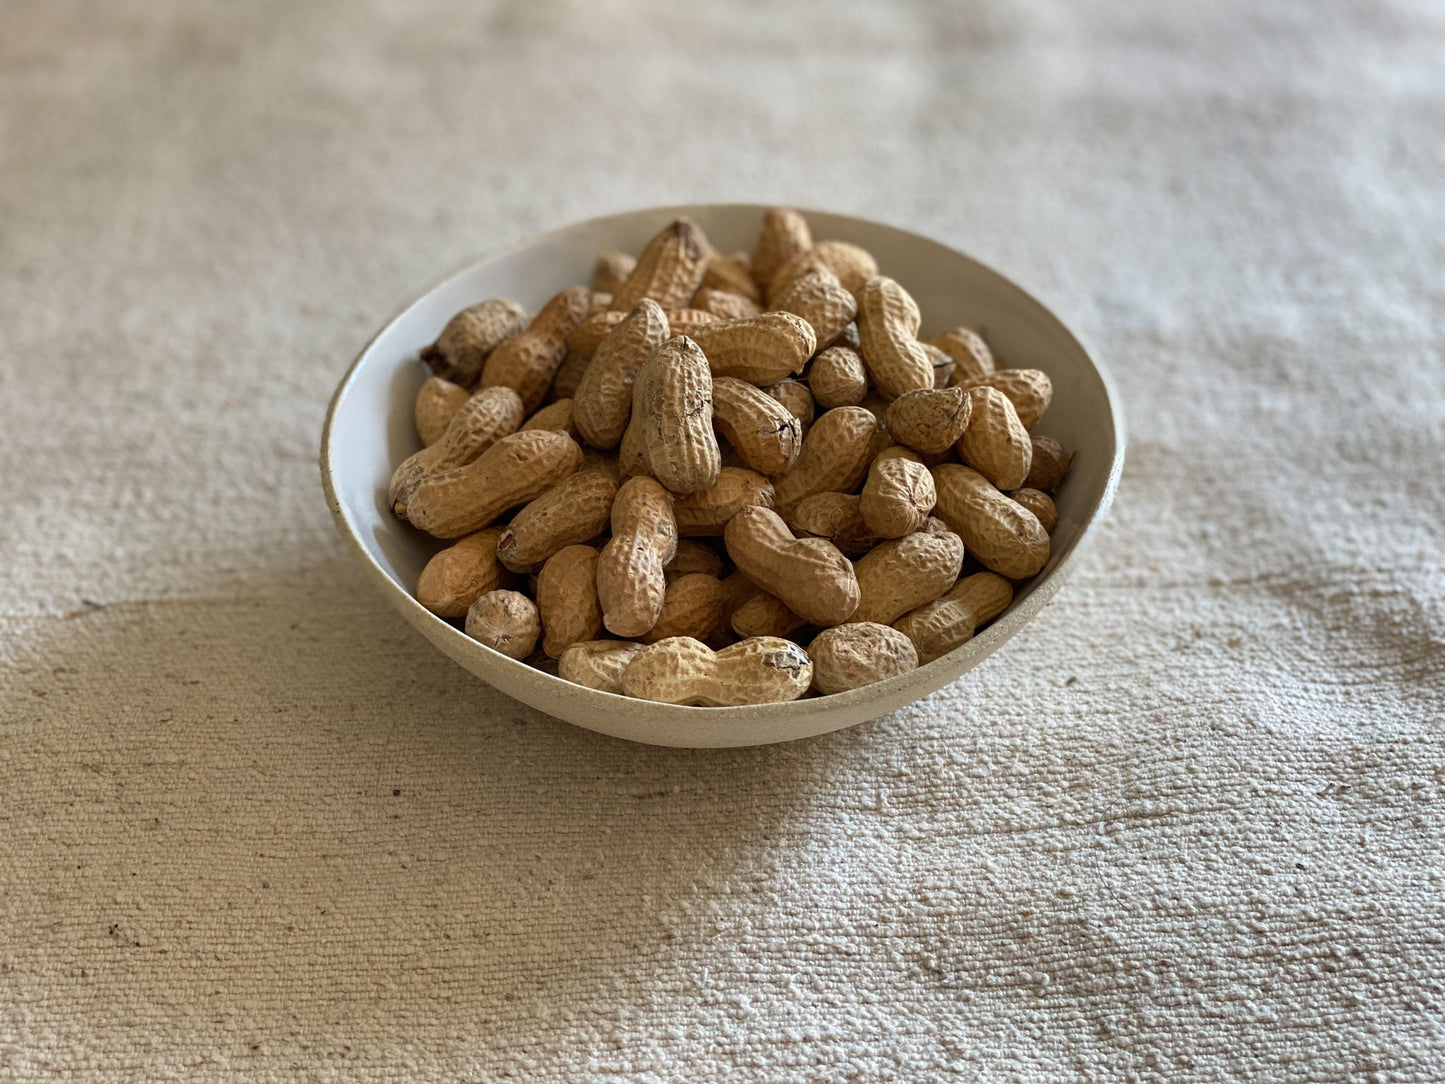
top-left (320, 202), bottom-right (1126, 729)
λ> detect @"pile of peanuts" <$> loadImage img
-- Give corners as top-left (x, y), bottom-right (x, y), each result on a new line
top-left (390, 209), bottom-right (1072, 705)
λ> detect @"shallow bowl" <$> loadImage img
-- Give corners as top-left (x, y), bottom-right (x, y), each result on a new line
top-left (321, 204), bottom-right (1124, 747)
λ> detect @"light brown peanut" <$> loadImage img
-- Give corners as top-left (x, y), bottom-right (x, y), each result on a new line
top-left (635, 336), bottom-right (721, 495)
top-left (893, 571), bottom-right (1013, 663)
top-left (595, 476), bottom-right (677, 636)
top-left (787, 492), bottom-right (879, 556)
top-left (480, 285), bottom-right (591, 411)
top-left (421, 298), bottom-right (529, 388)
top-left (762, 379), bottom-right (816, 435)
top-left (464, 589), bottom-right (540, 660)
top-left (885, 387), bottom-right (971, 455)
top-left (496, 470), bottom-right (618, 571)
top-left (692, 287), bottom-right (762, 320)
top-left (710, 376), bottom-right (803, 476)
top-left (860, 447), bottom-right (937, 539)
top-left (730, 590), bottom-right (807, 640)
top-left (856, 276), bottom-right (933, 399)
top-left (931, 327), bottom-right (996, 384)
top-left (641, 573), bottom-right (731, 644)
top-left (536, 544), bottom-right (603, 657)
top-left (689, 313), bottom-right (816, 386)
top-left (520, 398), bottom-right (579, 440)
top-left (1022, 435), bottom-right (1072, 492)
top-left (809, 622), bottom-right (919, 694)
top-left (610, 218), bottom-right (709, 312)
top-left (771, 269), bottom-right (858, 351)
top-left (415, 527), bottom-right (513, 618)
top-left (808, 346), bottom-right (869, 408)
top-left (557, 639), bottom-right (646, 693)
top-left (750, 208), bottom-right (813, 290)
top-left (724, 505), bottom-right (859, 626)
top-left (568, 306), bottom-right (716, 360)
top-left (769, 240), bottom-right (879, 300)
top-left (389, 386), bottom-right (526, 516)
top-left (699, 250), bottom-right (761, 303)
top-left (665, 539), bottom-right (727, 580)
top-left (572, 299), bottom-right (670, 449)
top-left (592, 250), bottom-right (636, 295)
top-left (958, 386), bottom-right (1032, 491)
top-left (404, 429), bottom-right (583, 539)
top-left (771, 405), bottom-right (886, 513)
top-left (672, 468), bottom-right (774, 536)
top-left (931, 464), bottom-right (1050, 579)
top-left (620, 636), bottom-right (812, 706)
top-left (851, 523), bottom-right (965, 625)
top-left (1009, 488), bottom-right (1058, 533)
top-left (414, 376), bottom-right (470, 446)
top-left (958, 369), bottom-right (1053, 429)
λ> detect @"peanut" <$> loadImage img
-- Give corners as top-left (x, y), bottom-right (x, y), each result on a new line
top-left (850, 523), bottom-right (964, 624)
top-left (958, 386), bottom-right (1032, 491)
top-left (807, 346), bottom-right (868, 408)
top-left (1009, 488), bottom-right (1058, 533)
top-left (1022, 435), bottom-right (1072, 492)
top-left (750, 208), bottom-right (813, 290)
top-left (724, 505), bottom-right (859, 626)
top-left (809, 622), bottom-right (918, 694)
top-left (568, 307), bottom-right (716, 360)
top-left (635, 336), bottom-right (721, 495)
top-left (931, 326), bottom-right (996, 384)
top-left (535, 544), bottom-right (603, 657)
top-left (710, 376), bottom-right (803, 476)
top-left (699, 249), bottom-right (761, 303)
top-left (620, 636), bottom-right (812, 706)
top-left (856, 276), bottom-right (933, 399)
top-left (404, 429), bottom-right (583, 539)
top-left (520, 398), bottom-right (579, 440)
top-left (769, 240), bottom-right (879, 299)
top-left (596, 476), bottom-right (677, 636)
top-left (557, 639), bottom-right (645, 693)
top-left (762, 379), bottom-right (816, 435)
top-left (550, 349), bottom-right (592, 401)
top-left (415, 527), bottom-right (513, 618)
top-left (592, 250), bottom-right (636, 295)
top-left (771, 405), bottom-right (885, 513)
top-left (414, 376), bottom-right (470, 446)
top-left (480, 285), bottom-right (591, 411)
top-left (730, 590), bottom-right (807, 640)
top-left (771, 268), bottom-right (858, 351)
top-left (860, 447), bottom-right (937, 539)
top-left (389, 386), bottom-right (526, 516)
top-left (464, 589), bottom-right (540, 660)
top-left (885, 386), bottom-right (971, 455)
top-left (958, 369), bottom-right (1053, 429)
top-left (665, 539), bottom-right (727, 580)
top-left (787, 492), bottom-right (880, 557)
top-left (922, 342), bottom-right (956, 388)
top-left (496, 470), bottom-right (618, 571)
top-left (421, 298), bottom-right (529, 388)
top-left (692, 287), bottom-right (762, 320)
top-left (893, 571), bottom-right (1013, 663)
top-left (641, 573), bottom-right (730, 645)
top-left (931, 464), bottom-right (1050, 579)
top-left (610, 218), bottom-right (709, 312)
top-left (588, 291), bottom-right (612, 316)
top-left (672, 467), bottom-right (774, 536)
top-left (688, 313), bottom-right (816, 386)
top-left (572, 299), bottom-right (670, 449)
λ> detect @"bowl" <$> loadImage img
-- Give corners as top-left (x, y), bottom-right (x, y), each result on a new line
top-left (321, 204), bottom-right (1124, 748)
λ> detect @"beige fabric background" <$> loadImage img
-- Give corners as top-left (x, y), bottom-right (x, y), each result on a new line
top-left (4, 0), bottom-right (1443, 1080)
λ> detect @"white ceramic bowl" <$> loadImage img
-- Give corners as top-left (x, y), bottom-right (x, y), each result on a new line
top-left (321, 204), bottom-right (1124, 747)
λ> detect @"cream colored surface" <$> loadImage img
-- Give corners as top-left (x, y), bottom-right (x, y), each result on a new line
top-left (3, 1), bottom-right (1443, 1080)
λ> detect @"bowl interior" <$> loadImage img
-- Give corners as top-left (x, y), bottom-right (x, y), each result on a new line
top-left (322, 204), bottom-right (1123, 747)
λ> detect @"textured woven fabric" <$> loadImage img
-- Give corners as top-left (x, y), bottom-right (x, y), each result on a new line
top-left (3, 1), bottom-right (1443, 1079)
